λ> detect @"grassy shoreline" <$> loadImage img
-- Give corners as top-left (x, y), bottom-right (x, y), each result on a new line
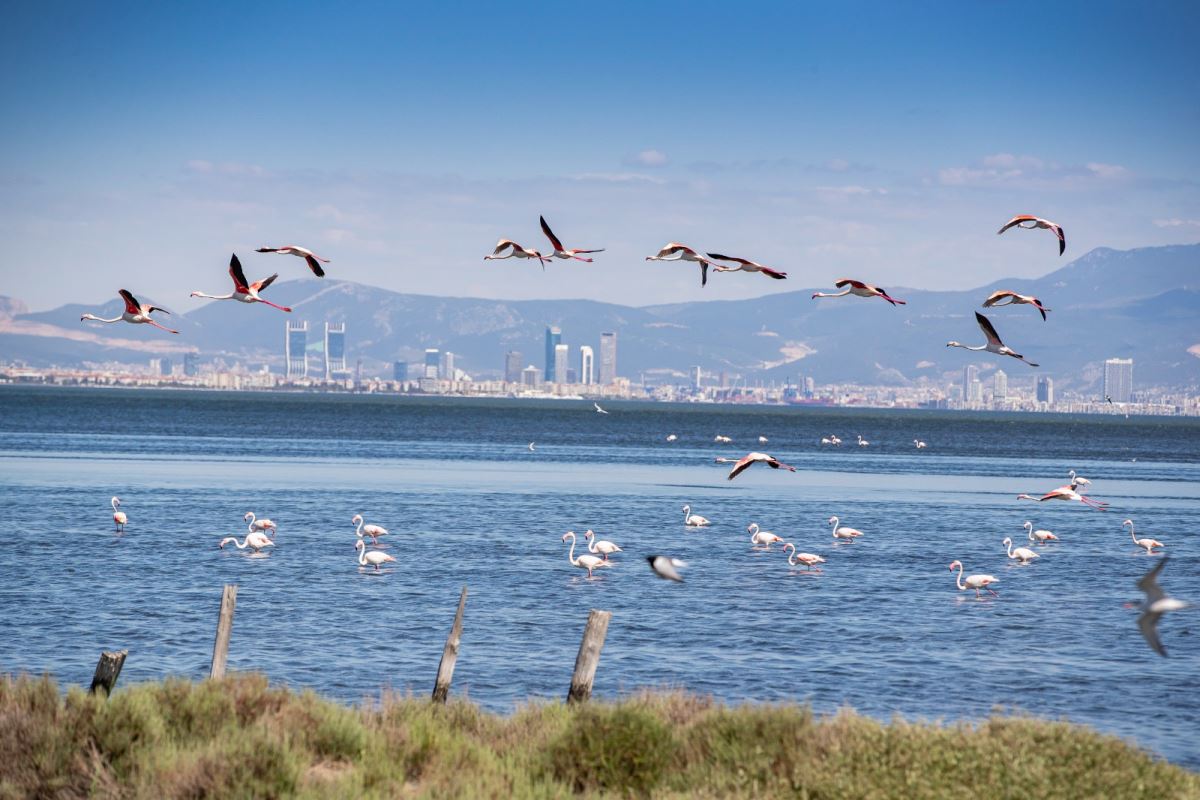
top-left (2, 673), bottom-right (1195, 799)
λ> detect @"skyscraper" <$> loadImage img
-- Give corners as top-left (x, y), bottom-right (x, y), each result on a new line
top-left (324, 322), bottom-right (347, 380)
top-left (505, 351), bottom-right (523, 383)
top-left (599, 331), bottom-right (617, 384)
top-left (439, 351), bottom-right (455, 380)
top-left (393, 361), bottom-right (408, 382)
top-left (962, 365), bottom-right (979, 403)
top-left (521, 365), bottom-right (541, 387)
top-left (424, 348), bottom-right (440, 379)
top-left (544, 326), bottom-right (562, 382)
top-left (1037, 376), bottom-right (1054, 404)
top-left (1104, 358), bottom-right (1133, 403)
top-left (579, 346), bottom-right (594, 385)
top-left (553, 344), bottom-right (568, 384)
top-left (183, 351), bottom-right (199, 377)
top-left (992, 369), bottom-right (1008, 400)
top-left (690, 366), bottom-right (702, 390)
top-left (285, 321), bottom-right (308, 379)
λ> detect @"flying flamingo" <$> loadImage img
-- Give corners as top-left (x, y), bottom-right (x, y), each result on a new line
top-left (705, 253), bottom-right (788, 280)
top-left (948, 560), bottom-right (999, 598)
top-left (1129, 558), bottom-right (1188, 656)
top-left (190, 254), bottom-right (291, 312)
top-left (352, 514), bottom-right (388, 545)
top-left (562, 531), bottom-right (611, 578)
top-left (355, 539), bottom-right (396, 571)
top-left (682, 505), bottom-right (711, 527)
top-left (219, 531), bottom-right (274, 552)
top-left (946, 312), bottom-right (1039, 367)
top-left (255, 245), bottom-right (329, 276)
top-left (244, 512), bottom-right (277, 534)
top-left (1125, 519), bottom-right (1164, 554)
top-left (1002, 537), bottom-right (1040, 564)
top-left (644, 243), bottom-right (723, 287)
top-left (997, 215), bottom-right (1065, 256)
top-left (584, 529), bottom-right (622, 561)
top-left (982, 290), bottom-right (1051, 321)
top-left (726, 452), bottom-right (796, 481)
top-left (81, 290), bottom-right (178, 334)
top-left (111, 497), bottom-right (127, 532)
top-left (748, 523), bottom-right (785, 547)
top-left (783, 543), bottom-right (825, 571)
top-left (1038, 486), bottom-right (1108, 510)
top-left (1016, 494), bottom-right (1038, 501)
top-left (1024, 521), bottom-right (1058, 544)
top-left (484, 239), bottom-right (550, 268)
top-left (1068, 470), bottom-right (1091, 488)
top-left (829, 516), bottom-right (863, 540)
top-left (539, 216), bottom-right (604, 262)
top-left (811, 278), bottom-right (906, 306)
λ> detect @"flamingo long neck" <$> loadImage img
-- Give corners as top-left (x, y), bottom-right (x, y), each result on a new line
top-left (85, 314), bottom-right (123, 323)
top-left (1127, 523), bottom-right (1137, 544)
top-left (565, 533), bottom-right (579, 565)
top-left (355, 517), bottom-right (364, 537)
top-left (953, 562), bottom-right (965, 590)
top-left (191, 291), bottom-right (235, 300)
top-left (111, 498), bottom-right (119, 511)
top-left (817, 288), bottom-right (852, 298)
top-left (585, 534), bottom-right (598, 554)
top-left (246, 512), bottom-right (257, 532)
top-left (1005, 540), bottom-right (1015, 558)
top-left (951, 342), bottom-right (988, 351)
top-left (829, 517), bottom-right (839, 531)
top-left (1026, 524), bottom-right (1035, 542)
top-left (233, 537), bottom-right (248, 549)
top-left (784, 544), bottom-right (796, 566)
top-left (357, 543), bottom-right (368, 565)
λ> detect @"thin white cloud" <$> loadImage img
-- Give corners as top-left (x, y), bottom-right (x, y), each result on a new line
top-left (937, 153), bottom-right (1130, 187)
top-left (573, 172), bottom-right (666, 184)
top-left (1153, 217), bottom-right (1200, 228)
top-left (625, 149), bottom-right (668, 167)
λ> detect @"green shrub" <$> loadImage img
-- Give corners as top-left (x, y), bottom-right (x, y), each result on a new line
top-left (544, 704), bottom-right (677, 796)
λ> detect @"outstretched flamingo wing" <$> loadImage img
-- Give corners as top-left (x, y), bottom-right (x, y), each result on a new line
top-left (974, 312), bottom-right (1004, 346)
top-left (834, 278), bottom-right (868, 290)
top-left (706, 252), bottom-right (752, 266)
top-left (727, 454), bottom-right (756, 480)
top-left (758, 266), bottom-right (788, 279)
top-left (1049, 222), bottom-right (1066, 255)
top-left (304, 254), bottom-right (326, 277)
top-left (229, 254), bottom-right (251, 293)
top-left (767, 458), bottom-right (796, 472)
top-left (252, 273), bottom-right (279, 292)
top-left (982, 290), bottom-right (1017, 307)
top-left (539, 216), bottom-right (564, 252)
top-left (997, 215), bottom-right (1037, 234)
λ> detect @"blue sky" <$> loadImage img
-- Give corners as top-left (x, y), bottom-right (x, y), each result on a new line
top-left (2, 1), bottom-right (1198, 311)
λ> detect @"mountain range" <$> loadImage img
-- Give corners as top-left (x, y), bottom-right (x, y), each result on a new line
top-left (2, 243), bottom-right (1197, 391)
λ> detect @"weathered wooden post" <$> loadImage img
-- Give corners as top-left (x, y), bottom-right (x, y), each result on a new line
top-left (431, 586), bottom-right (468, 703)
top-left (89, 649), bottom-right (128, 696)
top-left (567, 609), bottom-right (612, 704)
top-left (209, 584), bottom-right (238, 679)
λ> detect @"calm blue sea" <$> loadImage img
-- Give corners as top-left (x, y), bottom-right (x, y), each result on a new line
top-left (0, 386), bottom-right (1196, 766)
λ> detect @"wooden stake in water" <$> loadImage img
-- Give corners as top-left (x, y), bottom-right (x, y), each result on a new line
top-left (432, 585), bottom-right (469, 703)
top-left (209, 584), bottom-right (238, 679)
top-left (89, 649), bottom-right (128, 696)
top-left (567, 609), bottom-right (612, 704)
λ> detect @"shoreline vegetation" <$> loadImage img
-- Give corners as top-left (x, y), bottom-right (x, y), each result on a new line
top-left (2, 674), bottom-right (1195, 799)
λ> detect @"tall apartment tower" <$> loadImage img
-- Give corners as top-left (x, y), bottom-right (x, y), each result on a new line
top-left (598, 331), bottom-right (617, 385)
top-left (992, 369), bottom-right (1008, 400)
top-left (579, 345), bottom-right (594, 385)
top-left (439, 351), bottom-right (456, 380)
top-left (691, 366), bottom-right (702, 390)
top-left (285, 320), bottom-right (308, 379)
top-left (1037, 376), bottom-right (1054, 405)
top-left (505, 351), bottom-right (523, 383)
top-left (1104, 358), bottom-right (1133, 403)
top-left (324, 322), bottom-right (347, 380)
top-left (553, 344), bottom-right (569, 384)
top-left (544, 326), bottom-right (562, 383)
top-left (424, 349), bottom-right (440, 379)
top-left (962, 365), bottom-right (979, 403)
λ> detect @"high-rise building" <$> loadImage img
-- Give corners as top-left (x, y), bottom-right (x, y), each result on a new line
top-left (968, 379), bottom-right (983, 404)
top-left (804, 376), bottom-right (815, 397)
top-left (553, 344), bottom-right (568, 384)
top-left (158, 358), bottom-right (172, 376)
top-left (1037, 376), bottom-right (1054, 404)
top-left (285, 321), bottom-right (308, 379)
top-left (521, 365), bottom-right (541, 387)
top-left (505, 351), bottom-right (523, 383)
top-left (565, 367), bottom-right (578, 384)
top-left (424, 349), bottom-right (440, 379)
top-left (690, 366), bottom-right (702, 390)
top-left (992, 369), bottom-right (1008, 400)
top-left (324, 322), bottom-right (347, 380)
top-left (439, 351), bottom-right (456, 380)
top-left (599, 331), bottom-right (617, 384)
top-left (183, 352), bottom-right (199, 377)
top-left (579, 346), bottom-right (594, 385)
top-left (962, 365), bottom-right (979, 403)
top-left (393, 361), bottom-right (408, 382)
top-left (544, 326), bottom-right (562, 382)
top-left (1104, 358), bottom-right (1133, 403)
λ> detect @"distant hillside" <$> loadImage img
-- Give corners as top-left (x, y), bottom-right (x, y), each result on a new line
top-left (2, 243), bottom-right (1198, 389)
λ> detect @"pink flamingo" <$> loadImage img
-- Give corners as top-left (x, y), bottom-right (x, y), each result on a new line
top-left (190, 254), bottom-right (291, 312)
top-left (81, 289), bottom-right (178, 334)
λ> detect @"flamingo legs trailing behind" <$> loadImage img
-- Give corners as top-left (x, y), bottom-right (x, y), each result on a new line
top-left (256, 245), bottom-right (329, 276)
top-left (81, 290), bottom-right (178, 334)
top-left (190, 254), bottom-right (291, 312)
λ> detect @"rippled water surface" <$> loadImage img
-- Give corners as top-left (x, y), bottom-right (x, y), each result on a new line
top-left (0, 387), bottom-right (1196, 766)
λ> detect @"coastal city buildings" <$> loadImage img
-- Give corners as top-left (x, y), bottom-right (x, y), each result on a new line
top-left (324, 323), bottom-right (347, 381)
top-left (544, 326), bottom-right (561, 383)
top-left (1037, 376), bottom-right (1054, 405)
top-left (423, 349), bottom-right (439, 379)
top-left (285, 321), bottom-right (307, 379)
top-left (992, 369), bottom-right (1007, 400)
top-left (504, 351), bottom-right (523, 383)
top-left (579, 346), bottom-right (594, 385)
top-left (1104, 358), bottom-right (1134, 403)
top-left (553, 344), bottom-right (568, 387)
top-left (599, 332), bottom-right (617, 384)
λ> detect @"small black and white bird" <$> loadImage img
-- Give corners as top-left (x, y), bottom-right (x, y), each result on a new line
top-left (1130, 557), bottom-right (1189, 657)
top-left (726, 452), bottom-right (796, 481)
top-left (647, 555), bottom-right (686, 582)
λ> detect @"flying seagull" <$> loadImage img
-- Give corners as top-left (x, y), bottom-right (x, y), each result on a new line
top-left (255, 245), bottom-right (329, 277)
top-left (647, 555), bottom-right (686, 582)
top-left (540, 216), bottom-right (604, 262)
top-left (1131, 557), bottom-right (1189, 657)
top-left (528, 442), bottom-right (536, 451)
top-left (594, 403), bottom-right (609, 415)
top-left (997, 215), bottom-right (1065, 256)
top-left (946, 312), bottom-right (1039, 367)
top-left (982, 290), bottom-right (1051, 321)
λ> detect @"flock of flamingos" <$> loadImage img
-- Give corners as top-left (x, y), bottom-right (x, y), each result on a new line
top-left (88, 210), bottom-right (1186, 658)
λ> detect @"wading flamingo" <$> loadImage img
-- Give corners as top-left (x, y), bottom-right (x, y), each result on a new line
top-left (857, 435), bottom-right (869, 447)
top-left (948, 560), bottom-right (999, 598)
top-left (1130, 557), bottom-right (1189, 656)
top-left (997, 215), bottom-right (1065, 256)
top-left (540, 216), bottom-right (604, 262)
top-left (647, 555), bottom-right (686, 582)
top-left (255, 245), bottom-right (329, 276)
top-left (748, 523), bottom-right (785, 547)
top-left (81, 289), bottom-right (178, 334)
top-left (220, 532), bottom-right (274, 552)
top-left (946, 312), bottom-right (1039, 367)
top-left (111, 497), bottom-right (127, 532)
top-left (1003, 537), bottom-right (1040, 564)
top-left (982, 290), bottom-right (1051, 321)
top-left (811, 278), bottom-right (906, 306)
top-left (645, 243), bottom-right (723, 287)
top-left (783, 543), bottom-right (825, 571)
top-left (1024, 521), bottom-right (1058, 544)
top-left (758, 436), bottom-right (769, 444)
top-left (190, 254), bottom-right (291, 312)
top-left (682, 505), bottom-right (711, 527)
top-left (914, 439), bottom-right (927, 449)
top-left (352, 514), bottom-right (388, 545)
top-left (829, 516), bottom-right (863, 540)
top-left (727, 452), bottom-right (796, 480)
top-left (484, 239), bottom-right (550, 268)
top-left (355, 539), bottom-right (396, 571)
top-left (666, 434), bottom-right (678, 442)
top-left (562, 531), bottom-right (610, 578)
top-left (1125, 519), bottom-right (1164, 554)
top-left (245, 512), bottom-right (277, 534)
top-left (714, 435), bottom-right (732, 443)
top-left (1068, 470), bottom-right (1091, 488)
top-left (584, 529), bottom-right (622, 561)
top-left (705, 252), bottom-right (788, 280)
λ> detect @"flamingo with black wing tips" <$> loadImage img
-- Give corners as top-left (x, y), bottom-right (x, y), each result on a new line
top-left (1039, 485), bottom-right (1109, 510)
top-left (190, 254), bottom-right (291, 312)
top-left (705, 253), bottom-right (788, 280)
top-left (81, 290), bottom-right (179, 334)
top-left (539, 216), bottom-right (604, 262)
top-left (255, 245), bottom-right (329, 276)
top-left (484, 239), bottom-right (551, 268)
top-left (946, 312), bottom-right (1039, 367)
top-left (811, 278), bottom-right (906, 306)
top-left (727, 452), bottom-right (796, 480)
top-left (997, 215), bottom-right (1065, 256)
top-left (1129, 557), bottom-right (1188, 656)
top-left (645, 243), bottom-right (723, 287)
top-left (982, 290), bottom-right (1051, 321)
